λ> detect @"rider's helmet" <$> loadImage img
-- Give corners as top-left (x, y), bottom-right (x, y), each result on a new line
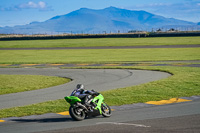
top-left (70, 84), bottom-right (85, 96)
top-left (76, 84), bottom-right (85, 91)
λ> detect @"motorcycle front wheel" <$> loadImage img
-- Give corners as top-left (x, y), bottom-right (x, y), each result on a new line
top-left (101, 103), bottom-right (112, 117)
top-left (69, 106), bottom-right (86, 121)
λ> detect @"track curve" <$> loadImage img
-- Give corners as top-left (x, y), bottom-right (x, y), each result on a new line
top-left (1, 68), bottom-right (199, 133)
top-left (0, 68), bottom-right (171, 109)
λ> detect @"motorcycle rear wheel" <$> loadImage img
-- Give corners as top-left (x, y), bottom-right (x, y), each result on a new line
top-left (69, 106), bottom-right (86, 121)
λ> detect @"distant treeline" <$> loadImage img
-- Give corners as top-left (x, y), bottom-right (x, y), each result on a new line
top-left (0, 31), bottom-right (200, 41)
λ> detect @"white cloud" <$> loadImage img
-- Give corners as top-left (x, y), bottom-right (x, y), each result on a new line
top-left (19, 1), bottom-right (38, 9)
top-left (38, 1), bottom-right (46, 9)
top-left (1, 1), bottom-right (53, 11)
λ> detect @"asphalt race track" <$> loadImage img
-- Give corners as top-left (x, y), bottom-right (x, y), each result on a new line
top-left (1, 98), bottom-right (200, 133)
top-left (0, 68), bottom-right (171, 109)
top-left (0, 68), bottom-right (200, 133)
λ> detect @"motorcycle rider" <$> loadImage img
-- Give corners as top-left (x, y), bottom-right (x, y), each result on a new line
top-left (71, 84), bottom-right (99, 108)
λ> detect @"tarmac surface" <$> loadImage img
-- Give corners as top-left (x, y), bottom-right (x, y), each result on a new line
top-left (36, 114), bottom-right (200, 133)
top-left (1, 96), bottom-right (200, 133)
top-left (0, 68), bottom-right (171, 109)
top-left (0, 61), bottom-right (199, 68)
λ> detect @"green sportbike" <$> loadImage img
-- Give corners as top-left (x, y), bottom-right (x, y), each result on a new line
top-left (64, 92), bottom-right (112, 121)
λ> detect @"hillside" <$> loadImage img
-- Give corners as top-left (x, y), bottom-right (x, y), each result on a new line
top-left (0, 7), bottom-right (197, 34)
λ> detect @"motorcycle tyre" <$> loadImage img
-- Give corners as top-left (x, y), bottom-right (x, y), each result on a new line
top-left (69, 106), bottom-right (86, 121)
top-left (101, 103), bottom-right (112, 117)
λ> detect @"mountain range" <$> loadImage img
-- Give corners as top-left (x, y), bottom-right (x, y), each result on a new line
top-left (0, 7), bottom-right (198, 34)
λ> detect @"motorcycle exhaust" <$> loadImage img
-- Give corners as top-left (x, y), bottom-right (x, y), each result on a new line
top-left (77, 102), bottom-right (89, 112)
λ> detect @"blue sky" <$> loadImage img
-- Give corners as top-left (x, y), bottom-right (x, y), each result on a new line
top-left (0, 0), bottom-right (200, 27)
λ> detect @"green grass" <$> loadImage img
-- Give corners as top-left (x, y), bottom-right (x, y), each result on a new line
top-left (0, 37), bottom-right (200, 48)
top-left (0, 66), bottom-right (200, 118)
top-left (0, 37), bottom-right (199, 118)
top-left (0, 100), bottom-right (68, 118)
top-left (0, 75), bottom-right (71, 95)
top-left (0, 48), bottom-right (199, 64)
top-left (102, 66), bottom-right (200, 105)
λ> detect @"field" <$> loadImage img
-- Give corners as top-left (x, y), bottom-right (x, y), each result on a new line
top-left (0, 36), bottom-right (200, 48)
top-left (0, 75), bottom-right (70, 95)
top-left (0, 48), bottom-right (199, 64)
top-left (0, 36), bottom-right (200, 118)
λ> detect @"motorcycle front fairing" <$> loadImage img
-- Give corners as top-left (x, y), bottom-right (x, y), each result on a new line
top-left (92, 94), bottom-right (104, 114)
top-left (64, 96), bottom-right (81, 105)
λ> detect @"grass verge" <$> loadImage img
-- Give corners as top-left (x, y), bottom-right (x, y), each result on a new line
top-left (0, 37), bottom-right (200, 48)
top-left (102, 66), bottom-right (200, 106)
top-left (0, 48), bottom-right (199, 64)
top-left (0, 66), bottom-right (199, 118)
top-left (0, 75), bottom-right (71, 95)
